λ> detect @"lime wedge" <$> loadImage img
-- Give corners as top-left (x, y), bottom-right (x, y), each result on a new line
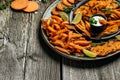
top-left (72, 12), bottom-right (82, 24)
top-left (83, 49), bottom-right (97, 58)
top-left (59, 12), bottom-right (69, 21)
top-left (116, 35), bottom-right (120, 40)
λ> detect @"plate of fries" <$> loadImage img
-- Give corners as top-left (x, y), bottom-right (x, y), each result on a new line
top-left (41, 0), bottom-right (120, 60)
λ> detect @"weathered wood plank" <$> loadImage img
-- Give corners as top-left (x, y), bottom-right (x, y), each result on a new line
top-left (24, 1), bottom-right (61, 80)
top-left (62, 55), bottom-right (120, 80)
top-left (0, 5), bottom-right (31, 80)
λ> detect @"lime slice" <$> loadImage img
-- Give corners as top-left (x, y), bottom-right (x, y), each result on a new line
top-left (116, 35), bottom-right (120, 40)
top-left (83, 49), bottom-right (97, 58)
top-left (72, 12), bottom-right (82, 24)
top-left (59, 12), bottom-right (69, 21)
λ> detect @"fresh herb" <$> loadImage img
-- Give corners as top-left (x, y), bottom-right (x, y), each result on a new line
top-left (101, 8), bottom-right (113, 14)
top-left (90, 18), bottom-right (97, 24)
top-left (116, 0), bottom-right (120, 6)
top-left (91, 41), bottom-right (106, 46)
top-left (42, 0), bottom-right (49, 3)
top-left (0, 0), bottom-right (11, 10)
top-left (63, 6), bottom-right (73, 13)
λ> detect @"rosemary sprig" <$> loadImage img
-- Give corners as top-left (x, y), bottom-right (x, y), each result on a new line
top-left (0, 0), bottom-right (12, 10)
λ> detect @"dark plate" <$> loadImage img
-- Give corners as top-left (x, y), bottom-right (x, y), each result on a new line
top-left (70, 0), bottom-right (120, 40)
top-left (90, 29), bottom-right (120, 40)
top-left (40, 0), bottom-right (120, 60)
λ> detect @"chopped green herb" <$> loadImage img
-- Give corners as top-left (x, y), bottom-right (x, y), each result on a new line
top-left (101, 8), bottom-right (113, 14)
top-left (116, 0), bottom-right (120, 6)
top-left (0, 0), bottom-right (11, 10)
top-left (91, 41), bottom-right (106, 46)
top-left (63, 6), bottom-right (73, 13)
top-left (90, 18), bottom-right (97, 24)
top-left (42, 0), bottom-right (49, 3)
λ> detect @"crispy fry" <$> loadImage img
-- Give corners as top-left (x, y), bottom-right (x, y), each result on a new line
top-left (99, 24), bottom-right (119, 36)
top-left (51, 15), bottom-right (63, 22)
top-left (85, 21), bottom-right (91, 31)
top-left (52, 40), bottom-right (65, 48)
top-left (74, 41), bottom-right (91, 46)
top-left (52, 24), bottom-right (61, 30)
top-left (62, 0), bottom-right (72, 6)
top-left (51, 8), bottom-right (60, 15)
top-left (56, 2), bottom-right (65, 11)
top-left (55, 46), bottom-right (70, 54)
top-left (69, 43), bottom-right (84, 50)
top-left (68, 0), bottom-right (74, 4)
top-left (47, 26), bottom-right (56, 33)
top-left (72, 33), bottom-right (82, 38)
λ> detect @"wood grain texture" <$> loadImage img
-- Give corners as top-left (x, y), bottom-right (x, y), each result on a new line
top-left (62, 54), bottom-right (120, 80)
top-left (1, 0), bottom-right (120, 80)
top-left (0, 8), bottom-right (29, 80)
top-left (21, 1), bottom-right (61, 80)
top-left (0, 0), bottom-right (61, 80)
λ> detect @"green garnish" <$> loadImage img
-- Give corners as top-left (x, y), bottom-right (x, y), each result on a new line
top-left (91, 41), bottom-right (106, 46)
top-left (90, 18), bottom-right (97, 24)
top-left (116, 0), bottom-right (120, 6)
top-left (0, 0), bottom-right (11, 10)
top-left (101, 8), bottom-right (113, 14)
top-left (63, 6), bottom-right (73, 13)
top-left (42, 0), bottom-right (49, 3)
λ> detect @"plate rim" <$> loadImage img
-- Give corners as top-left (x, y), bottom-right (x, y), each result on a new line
top-left (40, 0), bottom-right (120, 61)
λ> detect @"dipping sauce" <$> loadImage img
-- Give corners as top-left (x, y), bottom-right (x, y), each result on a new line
top-left (90, 14), bottom-right (107, 35)
top-left (90, 16), bottom-right (106, 27)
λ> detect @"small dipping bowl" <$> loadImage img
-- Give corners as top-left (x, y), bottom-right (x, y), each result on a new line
top-left (90, 14), bottom-right (107, 35)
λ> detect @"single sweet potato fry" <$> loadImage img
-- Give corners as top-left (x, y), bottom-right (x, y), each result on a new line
top-left (68, 0), bottom-right (74, 4)
top-left (99, 19), bottom-right (107, 25)
top-left (56, 2), bottom-right (65, 11)
top-left (51, 8), bottom-right (60, 15)
top-left (62, 0), bottom-right (72, 6)
top-left (23, 1), bottom-right (39, 12)
top-left (11, 0), bottom-right (28, 10)
top-left (51, 15), bottom-right (63, 22)
top-left (55, 46), bottom-right (70, 54)
top-left (74, 41), bottom-right (91, 46)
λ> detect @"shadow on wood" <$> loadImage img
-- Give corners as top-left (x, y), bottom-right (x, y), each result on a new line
top-left (62, 53), bottom-right (120, 68)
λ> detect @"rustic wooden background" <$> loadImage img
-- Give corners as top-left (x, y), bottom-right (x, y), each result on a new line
top-left (0, 0), bottom-right (120, 80)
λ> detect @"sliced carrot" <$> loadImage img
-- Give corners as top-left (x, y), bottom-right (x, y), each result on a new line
top-left (23, 1), bottom-right (39, 12)
top-left (11, 0), bottom-right (28, 10)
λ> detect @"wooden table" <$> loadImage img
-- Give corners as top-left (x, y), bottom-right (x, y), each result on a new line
top-left (0, 0), bottom-right (120, 80)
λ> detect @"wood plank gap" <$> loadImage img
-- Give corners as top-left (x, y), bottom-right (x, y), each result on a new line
top-left (60, 57), bottom-right (63, 80)
top-left (23, 14), bottom-right (32, 80)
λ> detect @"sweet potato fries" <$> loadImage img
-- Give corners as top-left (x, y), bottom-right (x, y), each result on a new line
top-left (42, 0), bottom-right (120, 57)
top-left (75, 0), bottom-right (120, 36)
top-left (42, 16), bottom-right (91, 55)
